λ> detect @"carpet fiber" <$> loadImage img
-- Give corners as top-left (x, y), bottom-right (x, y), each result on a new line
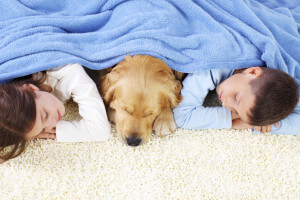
top-left (0, 101), bottom-right (299, 199)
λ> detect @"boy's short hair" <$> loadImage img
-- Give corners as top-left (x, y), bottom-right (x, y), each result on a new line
top-left (248, 67), bottom-right (299, 126)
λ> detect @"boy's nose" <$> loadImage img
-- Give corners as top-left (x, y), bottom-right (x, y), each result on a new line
top-left (222, 99), bottom-right (228, 107)
top-left (222, 100), bottom-right (234, 111)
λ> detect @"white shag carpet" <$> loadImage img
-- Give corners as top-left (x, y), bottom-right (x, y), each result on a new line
top-left (0, 101), bottom-right (299, 200)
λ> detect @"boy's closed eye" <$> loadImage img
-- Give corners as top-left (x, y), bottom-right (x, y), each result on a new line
top-left (235, 94), bottom-right (240, 105)
top-left (44, 111), bottom-right (48, 121)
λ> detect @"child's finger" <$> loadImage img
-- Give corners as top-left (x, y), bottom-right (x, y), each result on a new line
top-left (266, 125), bottom-right (271, 133)
top-left (274, 122), bottom-right (279, 128)
top-left (36, 132), bottom-right (56, 140)
top-left (262, 125), bottom-right (273, 133)
top-left (265, 125), bottom-right (270, 133)
top-left (255, 126), bottom-right (261, 132)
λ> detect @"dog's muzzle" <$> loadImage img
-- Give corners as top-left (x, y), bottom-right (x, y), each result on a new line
top-left (126, 136), bottom-right (142, 146)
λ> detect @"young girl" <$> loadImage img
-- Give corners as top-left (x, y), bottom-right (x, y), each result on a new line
top-left (0, 64), bottom-right (111, 162)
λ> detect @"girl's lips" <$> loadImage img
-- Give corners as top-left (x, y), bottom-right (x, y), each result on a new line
top-left (58, 111), bottom-right (62, 121)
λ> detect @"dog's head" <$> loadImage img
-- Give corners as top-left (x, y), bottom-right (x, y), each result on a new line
top-left (100, 55), bottom-right (182, 146)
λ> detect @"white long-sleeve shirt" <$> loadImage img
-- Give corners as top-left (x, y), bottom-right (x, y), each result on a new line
top-left (44, 64), bottom-right (111, 142)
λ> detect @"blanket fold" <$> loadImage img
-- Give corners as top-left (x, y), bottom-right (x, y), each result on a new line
top-left (0, 0), bottom-right (299, 83)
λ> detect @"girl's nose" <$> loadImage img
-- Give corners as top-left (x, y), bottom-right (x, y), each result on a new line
top-left (44, 125), bottom-right (56, 133)
top-left (44, 117), bottom-right (57, 133)
top-left (45, 126), bottom-right (56, 133)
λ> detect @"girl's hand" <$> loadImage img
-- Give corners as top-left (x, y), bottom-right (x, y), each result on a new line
top-left (254, 122), bottom-right (279, 133)
top-left (29, 132), bottom-right (56, 140)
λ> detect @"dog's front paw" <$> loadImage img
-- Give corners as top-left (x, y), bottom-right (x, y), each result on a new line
top-left (153, 110), bottom-right (177, 136)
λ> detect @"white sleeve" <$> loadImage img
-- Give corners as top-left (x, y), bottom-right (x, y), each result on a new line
top-left (48, 64), bottom-right (111, 142)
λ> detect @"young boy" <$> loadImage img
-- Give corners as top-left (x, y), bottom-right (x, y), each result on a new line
top-left (173, 67), bottom-right (299, 134)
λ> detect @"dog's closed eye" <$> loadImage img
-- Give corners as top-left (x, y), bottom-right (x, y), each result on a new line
top-left (143, 112), bottom-right (153, 118)
top-left (122, 107), bottom-right (133, 115)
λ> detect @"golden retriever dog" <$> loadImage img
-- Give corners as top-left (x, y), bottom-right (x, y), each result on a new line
top-left (99, 55), bottom-right (183, 146)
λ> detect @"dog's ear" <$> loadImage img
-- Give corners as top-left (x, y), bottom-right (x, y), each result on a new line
top-left (124, 54), bottom-right (133, 61)
top-left (166, 78), bottom-right (183, 109)
top-left (169, 71), bottom-right (185, 108)
top-left (100, 67), bottom-right (121, 104)
top-left (173, 71), bottom-right (186, 81)
top-left (100, 55), bottom-right (133, 104)
top-left (156, 68), bottom-right (183, 109)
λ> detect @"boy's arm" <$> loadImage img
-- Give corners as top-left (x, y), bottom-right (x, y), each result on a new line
top-left (173, 70), bottom-right (232, 129)
top-left (51, 64), bottom-right (111, 142)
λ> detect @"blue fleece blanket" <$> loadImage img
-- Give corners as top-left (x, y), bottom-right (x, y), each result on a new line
top-left (0, 0), bottom-right (299, 83)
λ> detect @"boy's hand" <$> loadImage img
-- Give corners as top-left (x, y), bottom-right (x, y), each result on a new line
top-left (232, 119), bottom-right (254, 129)
top-left (231, 111), bottom-right (279, 133)
top-left (254, 123), bottom-right (279, 133)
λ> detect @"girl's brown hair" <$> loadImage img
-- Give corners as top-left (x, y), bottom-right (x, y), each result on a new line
top-left (0, 72), bottom-right (48, 163)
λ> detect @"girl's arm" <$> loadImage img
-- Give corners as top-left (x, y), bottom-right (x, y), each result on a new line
top-left (49, 64), bottom-right (111, 142)
top-left (173, 70), bottom-right (232, 129)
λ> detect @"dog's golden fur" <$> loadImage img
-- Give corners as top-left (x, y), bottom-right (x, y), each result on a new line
top-left (99, 55), bottom-right (183, 146)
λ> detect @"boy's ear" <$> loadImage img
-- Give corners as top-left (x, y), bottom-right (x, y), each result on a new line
top-left (23, 84), bottom-right (39, 91)
top-left (245, 67), bottom-right (263, 77)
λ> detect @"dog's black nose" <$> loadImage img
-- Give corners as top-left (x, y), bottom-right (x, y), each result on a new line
top-left (126, 137), bottom-right (142, 146)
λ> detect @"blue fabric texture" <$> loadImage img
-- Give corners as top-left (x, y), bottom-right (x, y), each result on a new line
top-left (0, 0), bottom-right (299, 83)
